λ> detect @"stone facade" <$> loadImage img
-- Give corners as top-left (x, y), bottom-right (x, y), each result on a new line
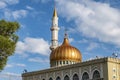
top-left (22, 57), bottom-right (120, 80)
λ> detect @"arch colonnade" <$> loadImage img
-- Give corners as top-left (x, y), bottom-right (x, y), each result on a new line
top-left (46, 70), bottom-right (102, 80)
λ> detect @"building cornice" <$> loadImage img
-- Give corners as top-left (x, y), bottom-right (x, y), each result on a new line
top-left (22, 57), bottom-right (120, 77)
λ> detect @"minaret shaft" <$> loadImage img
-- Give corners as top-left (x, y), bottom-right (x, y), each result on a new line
top-left (50, 8), bottom-right (59, 51)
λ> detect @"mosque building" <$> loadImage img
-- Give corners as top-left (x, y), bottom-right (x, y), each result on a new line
top-left (22, 7), bottom-right (120, 80)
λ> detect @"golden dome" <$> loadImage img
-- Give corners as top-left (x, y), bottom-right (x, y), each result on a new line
top-left (50, 37), bottom-right (82, 62)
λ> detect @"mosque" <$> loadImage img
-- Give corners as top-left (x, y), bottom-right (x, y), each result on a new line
top-left (22, 7), bottom-right (120, 80)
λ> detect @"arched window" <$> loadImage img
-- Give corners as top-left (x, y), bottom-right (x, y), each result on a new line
top-left (43, 79), bottom-right (45, 80)
top-left (56, 76), bottom-right (61, 80)
top-left (93, 70), bottom-right (100, 79)
top-left (73, 74), bottom-right (79, 80)
top-left (49, 78), bottom-right (53, 80)
top-left (82, 72), bottom-right (89, 80)
top-left (64, 75), bottom-right (70, 80)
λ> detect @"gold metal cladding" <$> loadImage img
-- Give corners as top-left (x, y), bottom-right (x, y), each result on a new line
top-left (50, 38), bottom-right (82, 62)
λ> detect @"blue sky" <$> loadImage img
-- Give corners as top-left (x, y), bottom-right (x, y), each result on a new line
top-left (0, 0), bottom-right (120, 79)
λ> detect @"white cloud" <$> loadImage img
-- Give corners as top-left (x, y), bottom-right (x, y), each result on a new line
top-left (79, 39), bottom-right (89, 43)
top-left (4, 9), bottom-right (11, 18)
top-left (0, 72), bottom-right (21, 80)
top-left (33, 0), bottom-right (50, 3)
top-left (5, 72), bottom-right (21, 76)
top-left (78, 39), bottom-right (99, 51)
top-left (12, 10), bottom-right (28, 19)
top-left (0, 1), bottom-right (7, 9)
top-left (0, 0), bottom-right (24, 20)
top-left (0, 0), bottom-right (19, 9)
top-left (16, 37), bottom-right (50, 56)
top-left (5, 63), bottom-right (26, 68)
top-left (28, 57), bottom-right (49, 63)
top-left (6, 64), bottom-right (13, 68)
top-left (16, 63), bottom-right (26, 67)
top-left (2, 0), bottom-right (19, 5)
top-left (41, 0), bottom-right (50, 3)
top-left (67, 27), bottom-right (77, 33)
top-left (26, 6), bottom-right (34, 10)
top-left (4, 9), bottom-right (28, 19)
top-left (56, 0), bottom-right (120, 47)
top-left (87, 42), bottom-right (99, 51)
top-left (69, 37), bottom-right (74, 43)
top-left (59, 37), bottom-right (74, 46)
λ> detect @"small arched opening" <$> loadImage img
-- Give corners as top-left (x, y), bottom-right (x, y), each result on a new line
top-left (64, 75), bottom-right (70, 80)
top-left (82, 72), bottom-right (89, 80)
top-left (73, 74), bottom-right (79, 80)
top-left (49, 77), bottom-right (53, 80)
top-left (56, 76), bottom-right (61, 80)
top-left (93, 70), bottom-right (100, 79)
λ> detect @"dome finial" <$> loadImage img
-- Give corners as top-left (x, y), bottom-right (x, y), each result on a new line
top-left (64, 28), bottom-right (68, 39)
top-left (62, 28), bottom-right (69, 45)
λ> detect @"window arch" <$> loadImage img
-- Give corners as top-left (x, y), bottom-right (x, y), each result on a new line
top-left (73, 74), bottom-right (79, 80)
top-left (49, 78), bottom-right (53, 80)
top-left (64, 75), bottom-right (70, 80)
top-left (82, 72), bottom-right (89, 80)
top-left (56, 76), bottom-right (61, 80)
top-left (93, 70), bottom-right (100, 79)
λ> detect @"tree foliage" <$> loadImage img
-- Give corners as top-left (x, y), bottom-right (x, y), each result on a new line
top-left (0, 19), bottom-right (20, 71)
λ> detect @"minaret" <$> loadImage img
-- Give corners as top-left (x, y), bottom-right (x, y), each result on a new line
top-left (50, 7), bottom-right (59, 51)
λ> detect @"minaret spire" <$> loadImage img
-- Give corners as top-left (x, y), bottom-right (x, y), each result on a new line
top-left (53, 7), bottom-right (57, 17)
top-left (50, 7), bottom-right (59, 51)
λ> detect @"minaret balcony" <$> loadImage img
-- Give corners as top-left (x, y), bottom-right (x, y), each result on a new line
top-left (50, 27), bottom-right (59, 31)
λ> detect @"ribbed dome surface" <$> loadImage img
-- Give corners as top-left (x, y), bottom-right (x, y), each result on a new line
top-left (50, 37), bottom-right (82, 62)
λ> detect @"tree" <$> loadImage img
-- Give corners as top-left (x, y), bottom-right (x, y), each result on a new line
top-left (0, 19), bottom-right (20, 71)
